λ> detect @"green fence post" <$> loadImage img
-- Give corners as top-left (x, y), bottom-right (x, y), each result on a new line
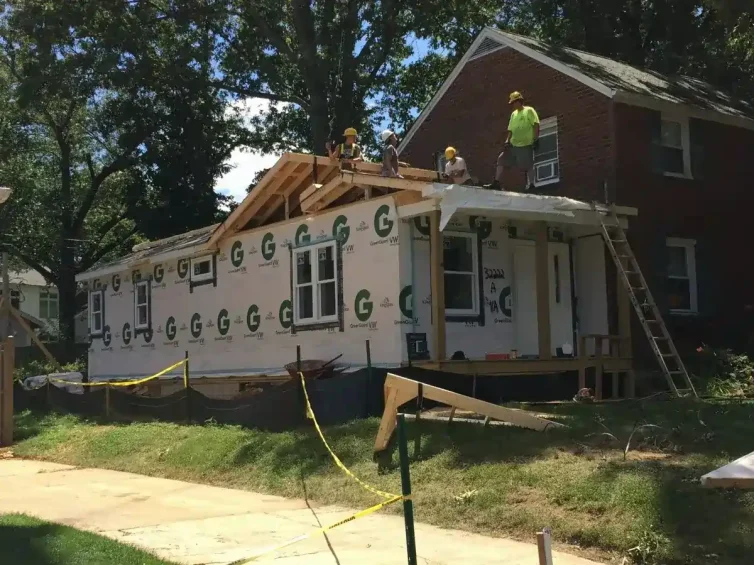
top-left (397, 413), bottom-right (418, 565)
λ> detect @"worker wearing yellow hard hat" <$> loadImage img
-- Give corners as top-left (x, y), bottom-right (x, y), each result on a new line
top-left (485, 91), bottom-right (540, 191)
top-left (443, 146), bottom-right (472, 185)
top-left (326, 127), bottom-right (363, 163)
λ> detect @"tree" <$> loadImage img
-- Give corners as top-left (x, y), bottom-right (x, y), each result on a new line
top-left (0, 0), bottom-right (245, 350)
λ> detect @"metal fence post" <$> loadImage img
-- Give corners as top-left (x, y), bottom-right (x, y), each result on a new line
top-left (397, 413), bottom-right (417, 565)
top-left (184, 351), bottom-right (191, 423)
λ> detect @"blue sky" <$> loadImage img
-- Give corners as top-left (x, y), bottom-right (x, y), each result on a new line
top-left (215, 37), bottom-right (436, 203)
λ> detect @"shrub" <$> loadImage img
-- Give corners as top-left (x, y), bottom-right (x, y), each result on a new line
top-left (14, 357), bottom-right (87, 384)
top-left (691, 345), bottom-right (754, 397)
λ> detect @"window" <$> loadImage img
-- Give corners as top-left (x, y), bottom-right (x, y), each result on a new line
top-left (660, 116), bottom-right (691, 177)
top-left (293, 241), bottom-right (338, 325)
top-left (534, 117), bottom-right (559, 186)
top-left (134, 280), bottom-right (151, 330)
top-left (190, 255), bottom-right (214, 283)
top-left (89, 290), bottom-right (104, 336)
top-left (666, 238), bottom-right (697, 314)
top-left (0, 289), bottom-right (21, 310)
top-left (443, 232), bottom-right (479, 316)
top-left (39, 290), bottom-right (58, 320)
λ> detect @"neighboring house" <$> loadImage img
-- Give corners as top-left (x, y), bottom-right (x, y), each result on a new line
top-left (76, 153), bottom-right (639, 400)
top-left (399, 28), bottom-right (754, 355)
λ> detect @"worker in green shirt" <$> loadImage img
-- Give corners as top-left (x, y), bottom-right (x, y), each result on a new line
top-left (486, 91), bottom-right (540, 191)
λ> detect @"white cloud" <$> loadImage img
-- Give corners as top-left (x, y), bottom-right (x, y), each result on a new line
top-left (215, 98), bottom-right (286, 203)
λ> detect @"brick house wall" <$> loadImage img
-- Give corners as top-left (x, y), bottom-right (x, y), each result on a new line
top-left (401, 47), bottom-right (614, 202)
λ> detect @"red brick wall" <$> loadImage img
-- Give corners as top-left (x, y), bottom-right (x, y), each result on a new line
top-left (401, 47), bottom-right (613, 201)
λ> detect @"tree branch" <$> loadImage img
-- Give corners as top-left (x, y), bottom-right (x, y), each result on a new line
top-left (79, 227), bottom-right (138, 271)
top-left (366, 0), bottom-right (403, 84)
top-left (0, 243), bottom-right (56, 285)
top-left (234, 4), bottom-right (300, 64)
top-left (212, 81), bottom-right (310, 109)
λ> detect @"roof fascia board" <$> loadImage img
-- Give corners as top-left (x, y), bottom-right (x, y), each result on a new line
top-left (398, 32), bottom-right (496, 152)
top-left (614, 91), bottom-right (754, 132)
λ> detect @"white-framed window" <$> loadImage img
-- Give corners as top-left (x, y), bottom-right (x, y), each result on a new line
top-left (39, 289), bottom-right (58, 320)
top-left (134, 279), bottom-right (151, 330)
top-left (666, 237), bottom-right (697, 314)
top-left (443, 231), bottom-right (480, 316)
top-left (660, 115), bottom-right (691, 178)
top-left (293, 241), bottom-right (339, 325)
top-left (89, 289), bottom-right (104, 336)
top-left (190, 255), bottom-right (214, 283)
top-left (534, 117), bottom-right (559, 186)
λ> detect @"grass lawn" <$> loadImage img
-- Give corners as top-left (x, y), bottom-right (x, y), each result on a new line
top-left (11, 399), bottom-right (754, 565)
top-left (0, 514), bottom-right (176, 565)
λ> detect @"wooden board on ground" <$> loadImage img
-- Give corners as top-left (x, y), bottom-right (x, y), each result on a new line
top-left (374, 373), bottom-right (564, 453)
top-left (701, 451), bottom-right (754, 488)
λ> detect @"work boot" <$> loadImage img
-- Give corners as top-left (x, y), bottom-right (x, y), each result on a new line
top-left (484, 180), bottom-right (501, 191)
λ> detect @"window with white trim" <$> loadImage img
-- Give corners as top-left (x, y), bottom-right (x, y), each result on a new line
top-left (89, 289), bottom-right (104, 336)
top-left (39, 289), bottom-right (58, 320)
top-left (293, 241), bottom-right (339, 325)
top-left (134, 279), bottom-right (150, 330)
top-left (190, 255), bottom-right (214, 283)
top-left (666, 238), bottom-right (697, 314)
top-left (660, 115), bottom-right (691, 177)
top-left (443, 232), bottom-right (480, 316)
top-left (534, 117), bottom-right (559, 185)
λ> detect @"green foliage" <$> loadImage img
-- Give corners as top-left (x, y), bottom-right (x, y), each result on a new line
top-left (14, 357), bottom-right (87, 383)
top-left (692, 344), bottom-right (754, 397)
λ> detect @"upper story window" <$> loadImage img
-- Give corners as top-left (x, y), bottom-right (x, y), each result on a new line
top-left (534, 117), bottom-right (559, 186)
top-left (443, 232), bottom-right (480, 317)
top-left (666, 237), bottom-right (697, 314)
top-left (658, 114), bottom-right (692, 178)
top-left (293, 241), bottom-right (339, 326)
top-left (134, 279), bottom-right (151, 330)
top-left (39, 289), bottom-right (58, 320)
top-left (89, 289), bottom-right (104, 336)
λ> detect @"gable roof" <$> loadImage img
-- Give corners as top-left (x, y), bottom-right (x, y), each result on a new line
top-left (400, 28), bottom-right (754, 151)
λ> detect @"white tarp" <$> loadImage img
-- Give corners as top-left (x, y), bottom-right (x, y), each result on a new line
top-left (423, 184), bottom-right (606, 232)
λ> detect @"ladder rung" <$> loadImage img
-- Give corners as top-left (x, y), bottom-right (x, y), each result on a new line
top-left (653, 337), bottom-right (669, 341)
top-left (669, 371), bottom-right (685, 375)
top-left (624, 271), bottom-right (639, 275)
top-left (630, 286), bottom-right (646, 292)
top-left (661, 353), bottom-right (675, 357)
top-left (611, 238), bottom-right (627, 243)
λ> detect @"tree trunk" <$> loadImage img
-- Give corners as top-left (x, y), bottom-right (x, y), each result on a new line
top-left (309, 91), bottom-right (331, 155)
top-left (57, 262), bottom-right (78, 362)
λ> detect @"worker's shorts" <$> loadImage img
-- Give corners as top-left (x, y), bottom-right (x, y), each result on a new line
top-left (498, 145), bottom-right (534, 169)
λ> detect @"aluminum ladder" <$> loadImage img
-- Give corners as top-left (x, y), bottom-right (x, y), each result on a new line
top-left (594, 204), bottom-right (698, 398)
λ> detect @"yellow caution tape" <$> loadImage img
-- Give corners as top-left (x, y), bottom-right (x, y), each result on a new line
top-left (228, 494), bottom-right (405, 564)
top-left (49, 358), bottom-right (187, 388)
top-left (298, 371), bottom-right (400, 500)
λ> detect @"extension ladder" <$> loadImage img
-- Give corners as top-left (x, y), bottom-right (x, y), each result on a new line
top-left (594, 204), bottom-right (698, 398)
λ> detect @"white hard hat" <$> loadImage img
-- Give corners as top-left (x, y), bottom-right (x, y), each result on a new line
top-left (381, 129), bottom-right (394, 142)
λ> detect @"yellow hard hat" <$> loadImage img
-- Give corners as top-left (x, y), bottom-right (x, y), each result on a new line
top-left (343, 127), bottom-right (358, 137)
top-left (445, 146), bottom-right (457, 159)
top-left (508, 91), bottom-right (524, 104)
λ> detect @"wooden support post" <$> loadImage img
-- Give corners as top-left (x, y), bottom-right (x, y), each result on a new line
top-left (626, 370), bottom-right (636, 399)
top-left (595, 338), bottom-right (604, 401)
top-left (612, 372), bottom-right (620, 399)
top-left (284, 195), bottom-right (290, 220)
top-left (397, 414), bottom-right (418, 565)
top-left (104, 385), bottom-right (111, 419)
top-left (448, 407), bottom-right (456, 424)
top-left (429, 210), bottom-right (446, 361)
top-left (534, 223), bottom-right (552, 360)
top-left (537, 528), bottom-right (554, 565)
top-left (617, 267), bottom-right (632, 359)
top-left (1, 337), bottom-right (15, 446)
top-left (578, 335), bottom-right (587, 391)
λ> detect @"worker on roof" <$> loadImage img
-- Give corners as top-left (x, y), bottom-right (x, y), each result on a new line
top-left (486, 91), bottom-right (540, 191)
top-left (326, 127), bottom-right (363, 162)
top-left (380, 129), bottom-right (403, 178)
top-left (443, 147), bottom-right (472, 185)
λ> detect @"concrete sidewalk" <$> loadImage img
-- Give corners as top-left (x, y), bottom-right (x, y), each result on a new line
top-left (0, 460), bottom-right (602, 565)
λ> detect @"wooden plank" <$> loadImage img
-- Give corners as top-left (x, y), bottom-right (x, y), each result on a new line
top-left (299, 182), bottom-right (324, 203)
top-left (429, 210), bottom-right (446, 361)
top-left (701, 451), bottom-right (754, 489)
top-left (0, 337), bottom-right (14, 446)
top-left (595, 339), bottom-right (604, 400)
top-left (537, 529), bottom-right (554, 565)
top-left (410, 357), bottom-right (632, 375)
top-left (534, 222), bottom-right (552, 360)
top-left (392, 190), bottom-right (423, 208)
top-left (374, 374), bottom-right (563, 452)
top-left (352, 161), bottom-right (437, 181)
top-left (578, 335), bottom-right (587, 391)
top-left (10, 306), bottom-right (60, 368)
top-left (343, 172), bottom-right (429, 192)
top-left (300, 174), bottom-right (351, 213)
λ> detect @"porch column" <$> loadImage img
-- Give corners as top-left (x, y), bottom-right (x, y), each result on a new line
top-left (617, 267), bottom-right (635, 397)
top-left (534, 222), bottom-right (552, 359)
top-left (429, 210), bottom-right (446, 361)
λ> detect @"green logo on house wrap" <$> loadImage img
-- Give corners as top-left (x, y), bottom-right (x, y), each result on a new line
top-left (414, 216), bottom-right (430, 237)
top-left (122, 322), bottom-right (132, 345)
top-left (143, 328), bottom-right (153, 344)
top-left (231, 240), bottom-right (244, 268)
top-left (112, 274), bottom-right (121, 291)
top-left (153, 263), bottom-right (164, 283)
top-left (355, 289), bottom-right (374, 322)
top-left (470, 216), bottom-right (492, 240)
top-left (262, 233), bottom-right (275, 260)
top-left (177, 259), bottom-right (189, 279)
top-left (191, 313), bottom-right (202, 338)
top-left (295, 224), bottom-right (310, 246)
top-left (102, 325), bottom-right (112, 347)
top-left (374, 205), bottom-right (393, 238)
top-left (217, 309), bottom-right (230, 336)
top-left (399, 285), bottom-right (413, 319)
top-left (166, 316), bottom-right (177, 341)
top-left (332, 215), bottom-right (350, 244)
top-left (279, 300), bottom-right (292, 329)
top-left (246, 305), bottom-right (261, 332)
